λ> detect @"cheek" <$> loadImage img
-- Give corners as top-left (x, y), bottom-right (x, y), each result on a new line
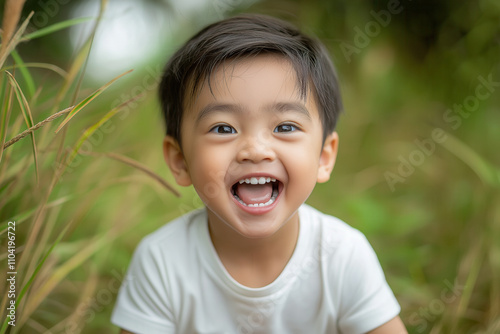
top-left (283, 155), bottom-right (318, 180)
top-left (188, 145), bottom-right (231, 199)
top-left (281, 141), bottom-right (321, 185)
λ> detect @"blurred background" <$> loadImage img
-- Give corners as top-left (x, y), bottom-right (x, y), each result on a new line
top-left (0, 0), bottom-right (499, 333)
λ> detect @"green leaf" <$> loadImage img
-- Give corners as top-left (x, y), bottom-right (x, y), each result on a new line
top-left (0, 72), bottom-right (13, 163)
top-left (20, 16), bottom-right (94, 42)
top-left (67, 94), bottom-right (142, 165)
top-left (10, 49), bottom-right (35, 97)
top-left (6, 72), bottom-right (33, 127)
top-left (23, 231), bottom-right (118, 318)
top-left (54, 2), bottom-right (108, 111)
top-left (0, 195), bottom-right (74, 236)
top-left (438, 131), bottom-right (499, 187)
top-left (6, 71), bottom-right (39, 182)
top-left (1, 62), bottom-right (68, 78)
top-left (90, 152), bottom-right (182, 197)
top-left (55, 69), bottom-right (133, 133)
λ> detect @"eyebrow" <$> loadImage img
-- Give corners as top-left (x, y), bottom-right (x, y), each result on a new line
top-left (195, 101), bottom-right (311, 124)
top-left (271, 102), bottom-right (311, 120)
top-left (195, 103), bottom-right (244, 124)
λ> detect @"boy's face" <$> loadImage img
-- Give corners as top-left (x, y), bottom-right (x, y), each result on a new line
top-left (164, 54), bottom-right (338, 239)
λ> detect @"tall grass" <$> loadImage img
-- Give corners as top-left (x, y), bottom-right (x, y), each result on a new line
top-left (0, 1), bottom-right (178, 333)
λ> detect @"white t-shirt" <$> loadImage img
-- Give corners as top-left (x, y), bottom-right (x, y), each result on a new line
top-left (111, 204), bottom-right (400, 334)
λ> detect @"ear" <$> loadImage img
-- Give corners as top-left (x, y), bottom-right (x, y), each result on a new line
top-left (317, 131), bottom-right (339, 183)
top-left (163, 136), bottom-right (192, 187)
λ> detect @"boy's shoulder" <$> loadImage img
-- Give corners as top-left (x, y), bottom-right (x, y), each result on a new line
top-left (300, 203), bottom-right (367, 244)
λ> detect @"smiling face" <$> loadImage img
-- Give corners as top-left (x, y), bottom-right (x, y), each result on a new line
top-left (164, 54), bottom-right (338, 240)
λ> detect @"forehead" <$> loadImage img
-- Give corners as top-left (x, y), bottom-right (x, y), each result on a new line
top-left (183, 54), bottom-right (317, 115)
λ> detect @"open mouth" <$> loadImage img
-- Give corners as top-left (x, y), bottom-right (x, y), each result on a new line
top-left (231, 177), bottom-right (281, 208)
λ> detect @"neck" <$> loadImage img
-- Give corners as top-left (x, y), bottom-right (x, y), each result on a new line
top-left (207, 211), bottom-right (300, 287)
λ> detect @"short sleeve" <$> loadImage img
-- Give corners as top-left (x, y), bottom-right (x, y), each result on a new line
top-left (111, 240), bottom-right (176, 334)
top-left (337, 232), bottom-right (401, 333)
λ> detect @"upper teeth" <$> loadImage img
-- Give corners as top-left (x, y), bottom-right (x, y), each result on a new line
top-left (238, 177), bottom-right (276, 185)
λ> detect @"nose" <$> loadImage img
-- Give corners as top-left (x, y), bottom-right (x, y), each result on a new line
top-left (236, 134), bottom-right (276, 163)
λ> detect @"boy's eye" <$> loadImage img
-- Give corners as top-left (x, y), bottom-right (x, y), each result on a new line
top-left (274, 124), bottom-right (298, 133)
top-left (210, 125), bottom-right (236, 134)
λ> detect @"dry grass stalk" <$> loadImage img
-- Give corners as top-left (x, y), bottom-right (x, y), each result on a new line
top-left (47, 265), bottom-right (99, 333)
top-left (2, 106), bottom-right (74, 150)
top-left (13, 1), bottom-right (110, 300)
top-left (0, 73), bottom-right (14, 163)
top-left (20, 232), bottom-right (116, 324)
top-left (82, 151), bottom-right (181, 197)
top-left (2, 62), bottom-right (68, 78)
top-left (0, 0), bottom-right (26, 56)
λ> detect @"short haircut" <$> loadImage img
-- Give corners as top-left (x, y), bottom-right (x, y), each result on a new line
top-left (159, 14), bottom-right (343, 146)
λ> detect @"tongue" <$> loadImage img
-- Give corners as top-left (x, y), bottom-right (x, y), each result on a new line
top-left (236, 183), bottom-right (273, 205)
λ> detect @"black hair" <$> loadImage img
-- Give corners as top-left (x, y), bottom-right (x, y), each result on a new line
top-left (159, 14), bottom-right (343, 146)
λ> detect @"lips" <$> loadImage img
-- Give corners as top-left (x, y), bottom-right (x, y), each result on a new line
top-left (231, 175), bottom-right (282, 210)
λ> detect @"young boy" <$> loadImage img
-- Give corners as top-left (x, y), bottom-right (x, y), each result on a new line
top-left (111, 14), bottom-right (407, 334)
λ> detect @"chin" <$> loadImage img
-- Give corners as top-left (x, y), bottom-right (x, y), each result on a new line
top-left (230, 216), bottom-right (289, 239)
top-left (235, 228), bottom-right (281, 240)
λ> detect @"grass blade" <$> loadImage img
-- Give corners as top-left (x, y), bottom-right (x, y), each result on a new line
top-left (0, 11), bottom-right (33, 69)
top-left (83, 151), bottom-right (181, 197)
top-left (66, 94), bottom-right (142, 165)
top-left (0, 195), bottom-right (74, 236)
top-left (2, 106), bottom-right (72, 150)
top-left (438, 131), bottom-right (500, 187)
top-left (5, 72), bottom-right (33, 127)
top-left (45, 264), bottom-right (99, 333)
top-left (0, 0), bottom-right (26, 55)
top-left (55, 69), bottom-right (133, 134)
top-left (21, 232), bottom-right (117, 323)
top-left (16, 0), bottom-right (109, 305)
top-left (0, 223), bottom-right (69, 334)
top-left (53, 1), bottom-right (108, 112)
top-left (20, 16), bottom-right (93, 42)
top-left (1, 62), bottom-right (68, 78)
top-left (10, 49), bottom-right (35, 97)
top-left (0, 72), bottom-right (13, 163)
top-left (6, 71), bottom-right (39, 182)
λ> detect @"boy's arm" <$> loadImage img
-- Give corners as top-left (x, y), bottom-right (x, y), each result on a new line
top-left (119, 329), bottom-right (133, 334)
top-left (367, 316), bottom-right (408, 334)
